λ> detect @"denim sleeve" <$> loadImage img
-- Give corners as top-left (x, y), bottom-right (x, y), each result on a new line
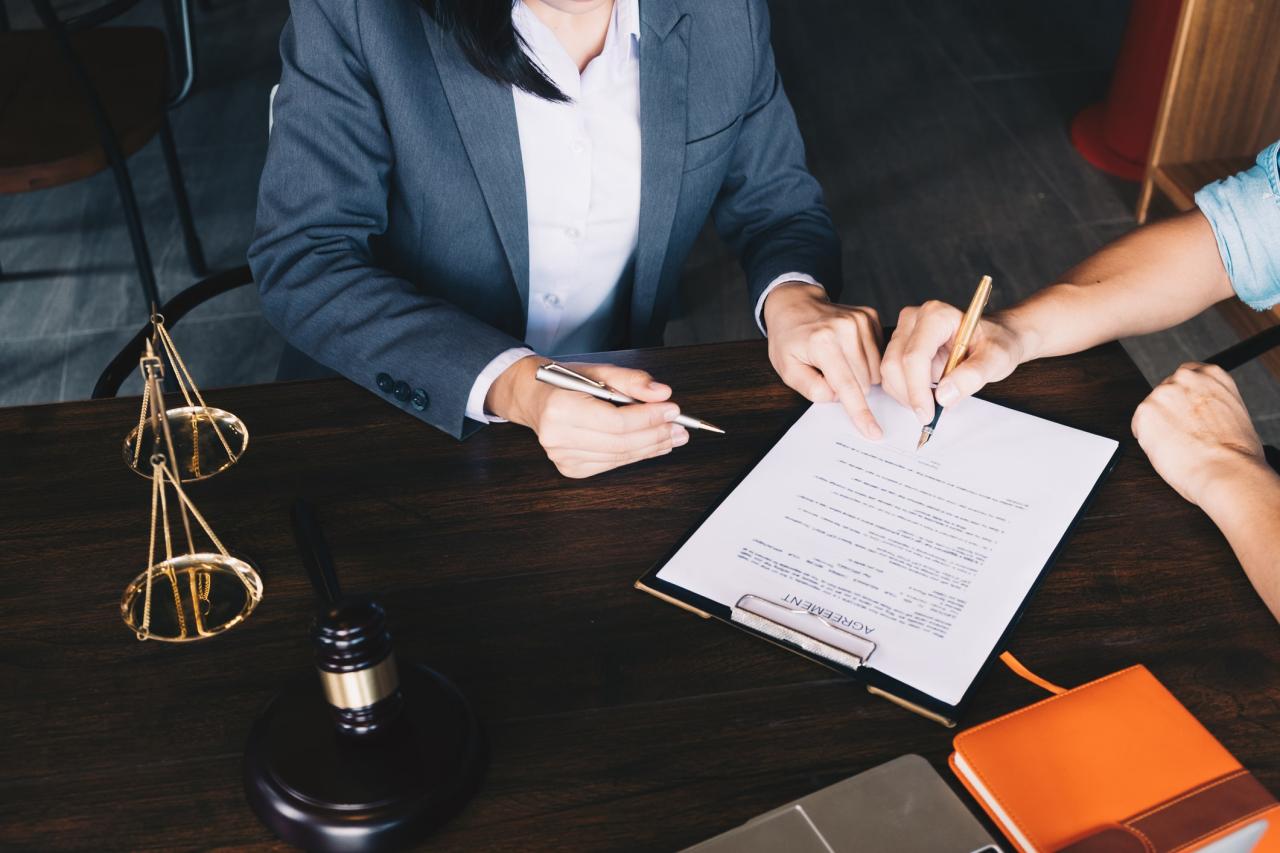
top-left (1193, 141), bottom-right (1280, 310)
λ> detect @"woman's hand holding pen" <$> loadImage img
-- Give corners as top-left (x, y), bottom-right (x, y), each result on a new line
top-left (881, 300), bottom-right (1032, 421)
top-left (762, 283), bottom-right (886, 440)
top-left (486, 357), bottom-right (688, 479)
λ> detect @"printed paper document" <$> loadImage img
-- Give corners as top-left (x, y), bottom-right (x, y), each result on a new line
top-left (655, 389), bottom-right (1118, 705)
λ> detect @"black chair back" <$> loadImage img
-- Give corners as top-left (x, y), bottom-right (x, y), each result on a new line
top-left (1206, 325), bottom-right (1280, 372)
top-left (33, 0), bottom-right (196, 108)
top-left (93, 264), bottom-right (254, 398)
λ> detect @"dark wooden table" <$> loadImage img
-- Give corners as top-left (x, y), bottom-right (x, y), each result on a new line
top-left (2, 340), bottom-right (1278, 851)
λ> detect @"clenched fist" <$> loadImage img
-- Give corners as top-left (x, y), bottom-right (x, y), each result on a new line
top-left (1131, 362), bottom-right (1266, 506)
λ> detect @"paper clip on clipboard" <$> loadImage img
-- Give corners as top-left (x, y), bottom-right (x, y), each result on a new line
top-left (731, 594), bottom-right (877, 672)
top-left (636, 581), bottom-right (959, 725)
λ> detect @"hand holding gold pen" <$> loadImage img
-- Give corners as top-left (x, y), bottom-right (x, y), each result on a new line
top-left (536, 363), bottom-right (726, 434)
top-left (917, 275), bottom-right (993, 450)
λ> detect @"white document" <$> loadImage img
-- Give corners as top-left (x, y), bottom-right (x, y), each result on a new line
top-left (655, 388), bottom-right (1118, 706)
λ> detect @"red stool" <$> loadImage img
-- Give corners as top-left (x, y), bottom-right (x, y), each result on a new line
top-left (1071, 0), bottom-right (1184, 180)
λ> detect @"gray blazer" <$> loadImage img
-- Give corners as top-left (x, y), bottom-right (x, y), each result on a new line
top-left (249, 0), bottom-right (840, 438)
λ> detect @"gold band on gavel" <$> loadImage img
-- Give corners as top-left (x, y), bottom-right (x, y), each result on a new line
top-left (318, 653), bottom-right (399, 710)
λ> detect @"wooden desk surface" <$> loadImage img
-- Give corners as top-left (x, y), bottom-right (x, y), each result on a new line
top-left (2, 340), bottom-right (1278, 851)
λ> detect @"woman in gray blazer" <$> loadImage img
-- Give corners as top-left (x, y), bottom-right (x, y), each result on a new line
top-left (250, 0), bottom-right (885, 478)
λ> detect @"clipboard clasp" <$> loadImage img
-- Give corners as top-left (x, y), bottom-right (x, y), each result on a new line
top-left (731, 594), bottom-right (877, 672)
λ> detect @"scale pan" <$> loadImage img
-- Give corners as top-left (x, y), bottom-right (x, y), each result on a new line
top-left (121, 553), bottom-right (263, 642)
top-left (123, 406), bottom-right (247, 482)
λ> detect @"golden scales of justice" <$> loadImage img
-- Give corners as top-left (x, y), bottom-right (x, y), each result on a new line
top-left (123, 313), bottom-right (248, 482)
top-left (119, 319), bottom-right (262, 642)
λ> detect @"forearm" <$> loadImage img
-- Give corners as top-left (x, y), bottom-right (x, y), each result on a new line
top-left (252, 235), bottom-right (524, 437)
top-left (1198, 459), bottom-right (1280, 623)
top-left (999, 211), bottom-right (1234, 362)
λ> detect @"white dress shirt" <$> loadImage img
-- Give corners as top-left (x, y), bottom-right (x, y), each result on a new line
top-left (465, 0), bottom-right (816, 422)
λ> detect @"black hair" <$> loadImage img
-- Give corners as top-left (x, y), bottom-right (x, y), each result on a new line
top-left (419, 0), bottom-right (568, 102)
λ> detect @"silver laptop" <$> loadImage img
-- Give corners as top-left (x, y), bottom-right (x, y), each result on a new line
top-left (683, 754), bottom-right (1000, 853)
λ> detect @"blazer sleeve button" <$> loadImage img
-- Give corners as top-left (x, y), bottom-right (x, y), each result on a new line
top-left (376, 373), bottom-right (395, 393)
top-left (411, 389), bottom-right (429, 411)
top-left (393, 381), bottom-right (411, 402)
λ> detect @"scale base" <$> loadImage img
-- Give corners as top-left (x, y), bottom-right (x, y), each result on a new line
top-left (244, 664), bottom-right (486, 852)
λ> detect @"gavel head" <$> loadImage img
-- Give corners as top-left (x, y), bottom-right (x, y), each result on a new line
top-left (311, 598), bottom-right (404, 737)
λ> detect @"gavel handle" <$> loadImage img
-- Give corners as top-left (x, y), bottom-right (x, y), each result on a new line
top-left (290, 498), bottom-right (344, 605)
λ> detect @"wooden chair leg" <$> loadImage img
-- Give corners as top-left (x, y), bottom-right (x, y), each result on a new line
top-left (159, 116), bottom-right (208, 276)
top-left (1136, 173), bottom-right (1156, 224)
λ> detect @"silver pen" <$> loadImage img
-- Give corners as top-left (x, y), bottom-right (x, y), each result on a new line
top-left (535, 363), bottom-right (726, 434)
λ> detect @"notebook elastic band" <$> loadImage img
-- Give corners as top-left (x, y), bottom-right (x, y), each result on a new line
top-left (1000, 651), bottom-right (1067, 695)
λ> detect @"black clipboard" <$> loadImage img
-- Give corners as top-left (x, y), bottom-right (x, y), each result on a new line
top-left (636, 402), bottom-right (1122, 727)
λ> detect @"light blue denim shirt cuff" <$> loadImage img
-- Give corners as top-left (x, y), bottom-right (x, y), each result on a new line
top-left (1193, 141), bottom-right (1280, 311)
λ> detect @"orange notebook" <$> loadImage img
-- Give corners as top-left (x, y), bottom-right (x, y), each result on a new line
top-left (950, 661), bottom-right (1279, 853)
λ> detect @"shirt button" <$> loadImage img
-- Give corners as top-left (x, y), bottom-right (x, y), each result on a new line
top-left (565, 227), bottom-right (581, 239)
top-left (410, 388), bottom-right (429, 411)
top-left (393, 381), bottom-right (411, 403)
top-left (375, 373), bottom-right (394, 393)
top-left (570, 139), bottom-right (586, 154)
top-left (543, 293), bottom-right (561, 308)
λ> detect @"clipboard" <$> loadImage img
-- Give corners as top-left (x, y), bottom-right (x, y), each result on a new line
top-left (636, 402), bottom-right (1122, 728)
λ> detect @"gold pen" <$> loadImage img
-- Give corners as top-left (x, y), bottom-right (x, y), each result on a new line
top-left (917, 275), bottom-right (993, 450)
top-left (535, 363), bottom-right (726, 434)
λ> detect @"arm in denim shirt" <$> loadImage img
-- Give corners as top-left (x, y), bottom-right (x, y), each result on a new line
top-left (1194, 141), bottom-right (1280, 311)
